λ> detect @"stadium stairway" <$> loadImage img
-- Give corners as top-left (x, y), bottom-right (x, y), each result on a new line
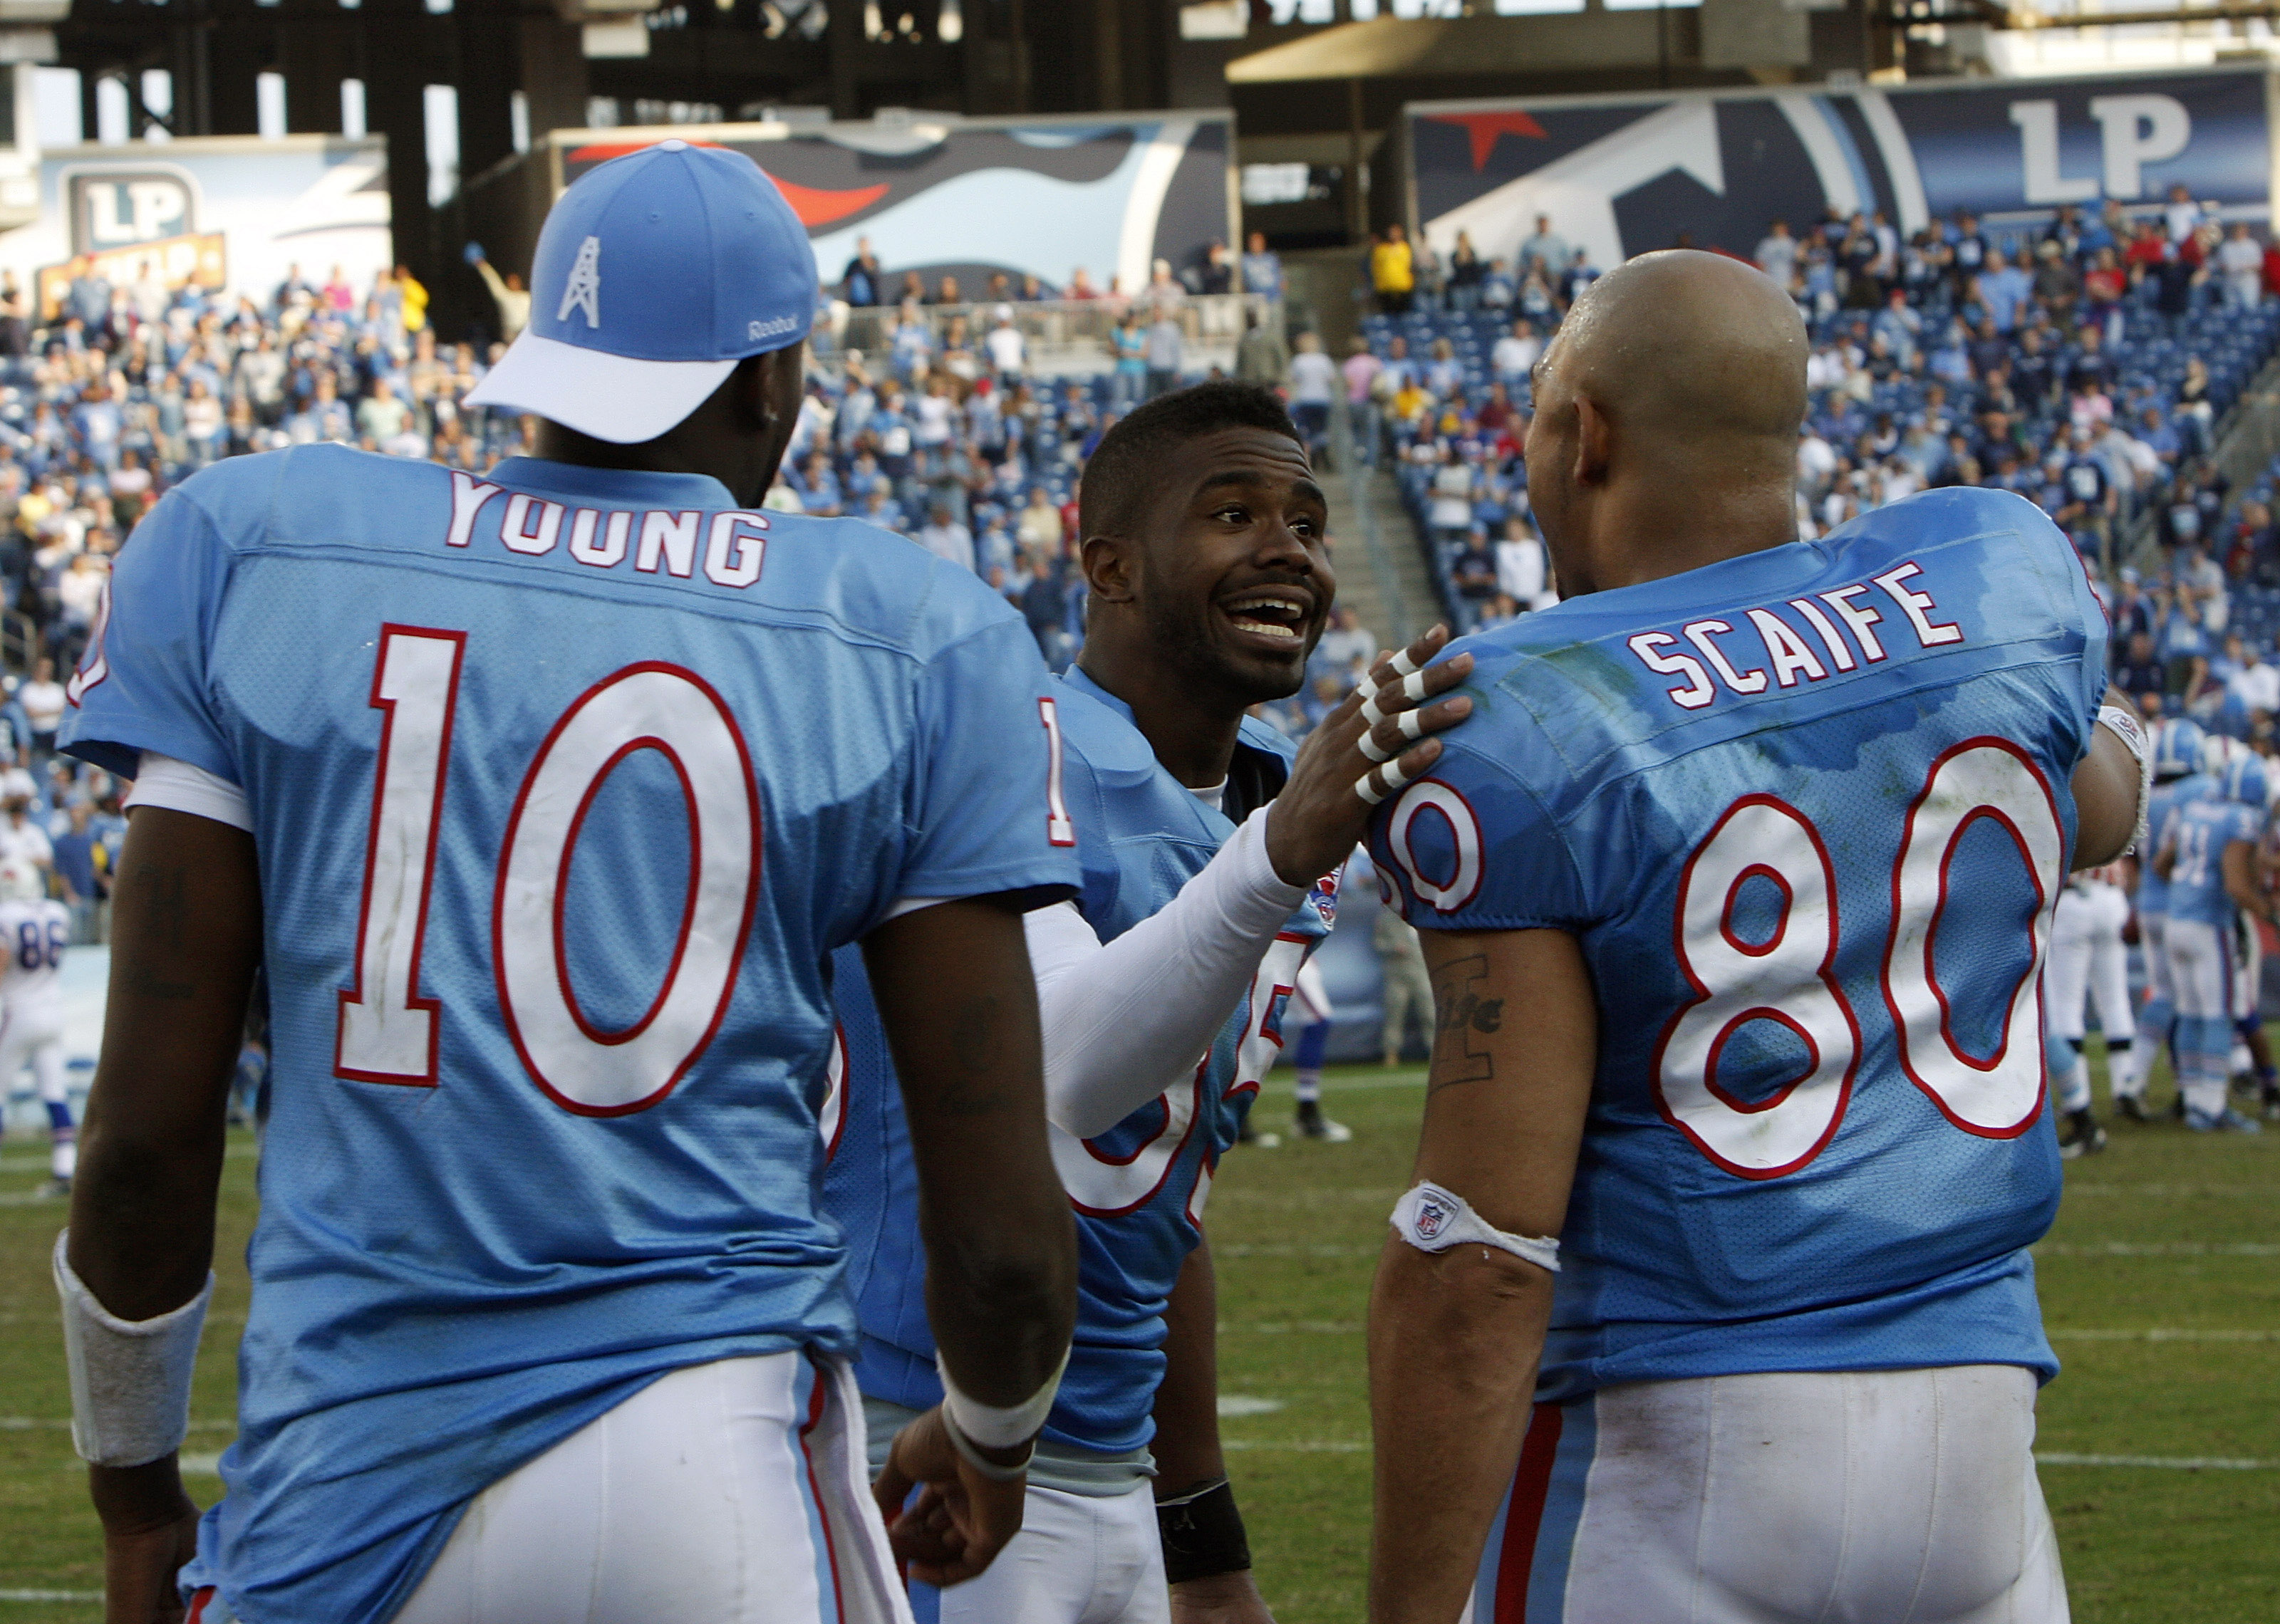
top-left (1323, 458), bottom-right (1436, 650)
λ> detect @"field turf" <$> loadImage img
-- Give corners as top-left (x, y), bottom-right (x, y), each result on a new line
top-left (0, 1045), bottom-right (2271, 1621)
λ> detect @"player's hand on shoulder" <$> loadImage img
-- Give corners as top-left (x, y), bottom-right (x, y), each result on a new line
top-left (1171, 1569), bottom-right (1278, 1623)
top-left (871, 1404), bottom-right (1030, 1586)
top-left (1266, 625), bottom-right (1473, 888)
top-left (89, 1459), bottom-right (200, 1623)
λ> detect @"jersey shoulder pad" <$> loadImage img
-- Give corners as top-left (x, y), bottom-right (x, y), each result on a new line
top-left (784, 514), bottom-right (1029, 659)
top-left (1236, 710), bottom-right (1298, 768)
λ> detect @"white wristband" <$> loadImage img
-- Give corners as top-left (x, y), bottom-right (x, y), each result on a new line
top-left (53, 1231), bottom-right (213, 1468)
top-left (2096, 705), bottom-right (2153, 854)
top-left (1390, 1182), bottom-right (1560, 1274)
top-left (937, 1346), bottom-right (1069, 1449)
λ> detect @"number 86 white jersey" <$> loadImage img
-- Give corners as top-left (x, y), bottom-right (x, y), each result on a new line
top-left (0, 897), bottom-right (68, 1023)
top-left (1368, 488), bottom-right (2108, 1403)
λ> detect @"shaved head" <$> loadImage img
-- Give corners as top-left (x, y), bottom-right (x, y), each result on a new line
top-left (1524, 251), bottom-right (1810, 596)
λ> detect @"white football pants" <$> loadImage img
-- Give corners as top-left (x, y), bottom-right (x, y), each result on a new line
top-left (1468, 1365), bottom-right (2067, 1623)
top-left (389, 1353), bottom-right (910, 1624)
top-left (2045, 885), bottom-right (2134, 1046)
top-left (910, 1479), bottom-right (1169, 1624)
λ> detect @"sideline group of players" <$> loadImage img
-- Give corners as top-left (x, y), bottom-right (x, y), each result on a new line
top-left (51, 142), bottom-right (2150, 1624)
top-left (2046, 712), bottom-right (2279, 1155)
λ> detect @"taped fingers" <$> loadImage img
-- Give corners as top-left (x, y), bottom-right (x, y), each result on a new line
top-left (1355, 755), bottom-right (1418, 807)
top-left (1398, 707), bottom-right (1426, 742)
top-left (1359, 727), bottom-right (1395, 764)
top-left (1360, 691), bottom-right (1391, 729)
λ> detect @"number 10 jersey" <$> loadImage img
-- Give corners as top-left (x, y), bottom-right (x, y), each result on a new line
top-left (1368, 488), bottom-right (2110, 1402)
top-left (61, 445), bottom-right (1079, 1624)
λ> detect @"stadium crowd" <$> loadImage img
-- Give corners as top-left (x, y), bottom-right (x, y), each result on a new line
top-left (1348, 192), bottom-right (2280, 760)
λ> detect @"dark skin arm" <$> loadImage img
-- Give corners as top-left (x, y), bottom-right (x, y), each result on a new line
top-left (67, 808), bottom-right (264, 1624)
top-left (863, 897), bottom-right (1079, 1586)
top-left (1154, 1234), bottom-right (1273, 1624)
top-left (1367, 928), bottom-right (1595, 1624)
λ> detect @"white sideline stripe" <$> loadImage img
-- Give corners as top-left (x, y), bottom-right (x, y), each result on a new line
top-left (0, 1417), bottom-right (234, 1431)
top-left (2037, 1242), bottom-right (2280, 1257)
top-left (0, 1591), bottom-right (102, 1603)
top-left (2038, 1452), bottom-right (2270, 1470)
top-left (2048, 1328), bottom-right (2279, 1342)
top-left (1220, 1442), bottom-right (2274, 1466)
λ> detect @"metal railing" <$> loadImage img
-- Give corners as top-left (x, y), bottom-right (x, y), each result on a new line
top-left (817, 293), bottom-right (1268, 376)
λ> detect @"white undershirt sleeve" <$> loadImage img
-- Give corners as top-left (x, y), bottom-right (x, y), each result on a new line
top-left (122, 754), bottom-right (253, 833)
top-left (1031, 807), bottom-right (1308, 1140)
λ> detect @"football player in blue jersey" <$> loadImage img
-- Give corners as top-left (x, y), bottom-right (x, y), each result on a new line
top-left (825, 382), bottom-right (1474, 1624)
top-left (2152, 751), bottom-right (2272, 1133)
top-left (1361, 253), bottom-right (2145, 1624)
top-left (56, 142), bottom-right (1082, 1624)
top-left (2114, 719), bottom-right (2212, 1119)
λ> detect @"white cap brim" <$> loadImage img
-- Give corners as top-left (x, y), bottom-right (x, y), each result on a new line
top-left (463, 333), bottom-right (739, 444)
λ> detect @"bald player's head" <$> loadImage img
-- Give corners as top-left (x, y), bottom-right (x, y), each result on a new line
top-left (1523, 251), bottom-right (1808, 595)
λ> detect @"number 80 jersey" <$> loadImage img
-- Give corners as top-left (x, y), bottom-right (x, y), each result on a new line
top-left (1369, 488), bottom-right (2108, 1401)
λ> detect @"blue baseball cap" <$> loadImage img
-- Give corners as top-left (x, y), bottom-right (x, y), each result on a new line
top-left (465, 139), bottom-right (817, 444)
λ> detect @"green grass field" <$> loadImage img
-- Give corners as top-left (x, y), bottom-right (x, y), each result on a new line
top-left (1, 1047), bottom-right (2273, 1621)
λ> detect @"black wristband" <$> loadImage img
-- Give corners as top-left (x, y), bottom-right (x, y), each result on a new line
top-left (1157, 1477), bottom-right (1251, 1584)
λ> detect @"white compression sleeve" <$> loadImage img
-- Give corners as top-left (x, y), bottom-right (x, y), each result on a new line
top-left (1030, 808), bottom-right (1307, 1140)
top-left (123, 754), bottom-right (252, 833)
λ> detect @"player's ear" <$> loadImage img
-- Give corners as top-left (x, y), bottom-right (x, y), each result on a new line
top-left (1572, 392), bottom-right (1612, 487)
top-left (1079, 532), bottom-right (1136, 603)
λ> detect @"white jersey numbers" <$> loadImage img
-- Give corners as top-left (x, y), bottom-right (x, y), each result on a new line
top-left (1659, 739), bottom-right (2066, 1179)
top-left (336, 626), bottom-right (466, 1086)
top-left (336, 631), bottom-right (762, 1115)
top-left (1655, 796), bottom-right (1857, 1178)
top-left (1884, 741), bottom-right (2063, 1137)
top-left (496, 665), bottom-right (760, 1116)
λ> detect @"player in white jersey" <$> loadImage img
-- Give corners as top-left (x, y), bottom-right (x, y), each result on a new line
top-left (2045, 860), bottom-right (2133, 1157)
top-left (0, 856), bottom-right (73, 1193)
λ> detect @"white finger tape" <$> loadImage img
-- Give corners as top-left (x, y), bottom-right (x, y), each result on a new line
top-left (1359, 692), bottom-right (1390, 729)
top-left (1401, 670), bottom-right (1429, 702)
top-left (1398, 707), bottom-right (1425, 742)
top-left (1359, 729), bottom-right (1394, 764)
top-left (1389, 648), bottom-right (1421, 678)
top-left (1357, 756), bottom-right (1416, 807)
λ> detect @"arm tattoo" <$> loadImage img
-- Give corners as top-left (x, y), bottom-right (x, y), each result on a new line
top-left (128, 862), bottom-right (196, 1000)
top-left (1429, 954), bottom-right (1504, 1093)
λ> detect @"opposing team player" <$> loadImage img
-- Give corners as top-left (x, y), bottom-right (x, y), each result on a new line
top-left (2046, 858), bottom-right (2133, 1156)
top-left (1363, 253), bottom-right (2143, 1623)
top-left (2115, 720), bottom-right (2211, 1118)
top-left (58, 142), bottom-right (1080, 1623)
top-left (0, 856), bottom-right (76, 1195)
top-left (825, 383), bottom-right (1470, 1624)
top-left (2152, 751), bottom-right (2271, 1133)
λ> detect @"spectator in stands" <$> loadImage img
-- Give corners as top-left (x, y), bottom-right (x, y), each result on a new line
top-left (839, 237), bottom-right (883, 306)
top-left (1372, 225), bottom-right (1416, 316)
top-left (2031, 238), bottom-right (2080, 324)
top-left (915, 501), bottom-right (973, 573)
top-left (1446, 231), bottom-right (1485, 311)
top-left (1234, 307), bottom-right (1287, 386)
top-left (1426, 446), bottom-right (1476, 546)
top-left (1518, 215), bottom-right (1568, 279)
top-left (17, 657), bottom-right (63, 764)
top-left (51, 800), bottom-right (99, 942)
top-left (1449, 526), bottom-right (1498, 610)
top-left (2165, 183), bottom-right (2203, 245)
top-left (1314, 606), bottom-right (1377, 685)
top-left (1241, 231), bottom-right (1285, 303)
top-left (1755, 219), bottom-right (1799, 289)
top-left (1343, 338), bottom-right (1382, 467)
top-left (2115, 630), bottom-right (2167, 707)
top-left (1111, 309), bottom-right (1148, 407)
top-left (1494, 516), bottom-right (1552, 610)
top-left (1286, 331), bottom-right (1337, 464)
top-left (1143, 308), bottom-right (1185, 399)
top-left (984, 306), bottom-right (1025, 383)
top-left (471, 254), bottom-right (530, 343)
top-left (2219, 222), bottom-right (2265, 310)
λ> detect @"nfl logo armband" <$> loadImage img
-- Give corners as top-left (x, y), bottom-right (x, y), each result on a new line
top-left (1390, 1182), bottom-right (1560, 1273)
top-left (2095, 704), bottom-right (2154, 854)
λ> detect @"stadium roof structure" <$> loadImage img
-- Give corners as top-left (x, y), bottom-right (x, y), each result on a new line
top-left (1226, 13), bottom-right (1686, 84)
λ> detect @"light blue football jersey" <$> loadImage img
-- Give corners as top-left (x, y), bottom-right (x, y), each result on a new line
top-left (61, 446), bottom-right (1079, 1624)
top-left (822, 665), bottom-right (1333, 1457)
top-left (1368, 487), bottom-right (2107, 1401)
top-left (2138, 771), bottom-right (2214, 919)
top-left (2163, 796), bottom-right (2261, 928)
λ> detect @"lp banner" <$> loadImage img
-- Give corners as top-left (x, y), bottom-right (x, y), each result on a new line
top-left (1408, 67), bottom-right (2271, 274)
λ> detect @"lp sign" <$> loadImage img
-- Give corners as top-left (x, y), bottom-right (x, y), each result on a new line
top-left (68, 172), bottom-right (194, 255)
top-left (2010, 95), bottom-right (2190, 204)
